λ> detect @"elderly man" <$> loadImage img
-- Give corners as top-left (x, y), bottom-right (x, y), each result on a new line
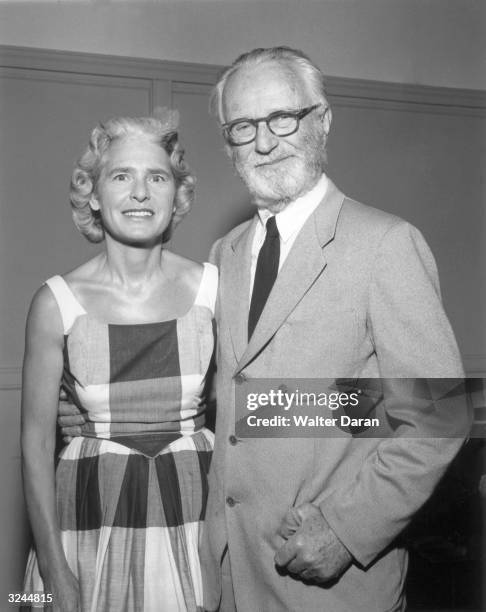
top-left (200, 46), bottom-right (469, 612)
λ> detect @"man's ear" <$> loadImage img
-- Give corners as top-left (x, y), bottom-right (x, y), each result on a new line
top-left (321, 107), bottom-right (332, 136)
top-left (223, 142), bottom-right (233, 159)
top-left (89, 194), bottom-right (100, 212)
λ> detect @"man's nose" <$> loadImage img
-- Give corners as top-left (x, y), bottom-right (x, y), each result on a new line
top-left (254, 122), bottom-right (279, 155)
top-left (131, 177), bottom-right (150, 202)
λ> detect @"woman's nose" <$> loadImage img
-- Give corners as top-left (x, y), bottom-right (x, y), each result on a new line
top-left (131, 178), bottom-right (150, 202)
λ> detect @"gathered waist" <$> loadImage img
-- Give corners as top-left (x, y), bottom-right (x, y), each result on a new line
top-left (62, 427), bottom-right (214, 459)
top-left (78, 411), bottom-right (206, 438)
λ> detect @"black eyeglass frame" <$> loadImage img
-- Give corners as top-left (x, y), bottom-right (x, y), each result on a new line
top-left (222, 103), bottom-right (322, 146)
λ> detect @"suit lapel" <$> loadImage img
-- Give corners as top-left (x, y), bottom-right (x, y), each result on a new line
top-left (235, 180), bottom-right (345, 374)
top-left (224, 217), bottom-right (258, 363)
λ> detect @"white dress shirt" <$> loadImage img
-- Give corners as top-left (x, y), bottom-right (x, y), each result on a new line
top-left (249, 173), bottom-right (329, 301)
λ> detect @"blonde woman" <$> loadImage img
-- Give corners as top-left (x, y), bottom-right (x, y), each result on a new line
top-left (21, 110), bottom-right (216, 611)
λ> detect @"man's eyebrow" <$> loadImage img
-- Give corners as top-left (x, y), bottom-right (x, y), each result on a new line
top-left (226, 108), bottom-right (301, 123)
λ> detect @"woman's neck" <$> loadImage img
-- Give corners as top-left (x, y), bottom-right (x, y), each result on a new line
top-left (98, 239), bottom-right (166, 289)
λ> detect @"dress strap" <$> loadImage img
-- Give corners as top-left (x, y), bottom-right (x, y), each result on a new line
top-left (194, 263), bottom-right (218, 316)
top-left (44, 275), bottom-right (86, 334)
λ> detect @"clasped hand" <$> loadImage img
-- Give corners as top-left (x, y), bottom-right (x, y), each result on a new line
top-left (274, 503), bottom-right (352, 583)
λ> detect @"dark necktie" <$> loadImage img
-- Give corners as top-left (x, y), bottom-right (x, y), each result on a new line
top-left (248, 216), bottom-right (280, 340)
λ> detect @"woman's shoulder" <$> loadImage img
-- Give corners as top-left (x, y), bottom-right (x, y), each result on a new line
top-left (29, 283), bottom-right (59, 316)
top-left (42, 258), bottom-right (100, 332)
top-left (163, 251), bottom-right (217, 313)
top-left (62, 255), bottom-right (103, 287)
top-left (163, 251), bottom-right (205, 290)
top-left (26, 284), bottom-right (64, 341)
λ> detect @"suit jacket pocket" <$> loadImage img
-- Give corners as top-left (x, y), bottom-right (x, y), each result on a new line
top-left (331, 378), bottom-right (384, 419)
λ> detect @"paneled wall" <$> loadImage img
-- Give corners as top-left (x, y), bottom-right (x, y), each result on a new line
top-left (0, 45), bottom-right (484, 605)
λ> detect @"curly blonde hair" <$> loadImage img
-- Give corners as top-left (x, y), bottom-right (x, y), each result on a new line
top-left (70, 108), bottom-right (195, 243)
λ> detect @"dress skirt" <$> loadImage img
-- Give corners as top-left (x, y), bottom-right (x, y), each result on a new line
top-left (23, 429), bottom-right (213, 612)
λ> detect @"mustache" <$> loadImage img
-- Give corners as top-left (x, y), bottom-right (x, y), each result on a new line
top-left (233, 154), bottom-right (294, 169)
top-left (254, 155), bottom-right (293, 168)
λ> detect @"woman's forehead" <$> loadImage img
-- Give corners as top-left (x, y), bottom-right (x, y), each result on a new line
top-left (100, 135), bottom-right (170, 170)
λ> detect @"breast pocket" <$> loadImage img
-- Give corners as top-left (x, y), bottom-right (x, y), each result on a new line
top-left (282, 304), bottom-right (361, 376)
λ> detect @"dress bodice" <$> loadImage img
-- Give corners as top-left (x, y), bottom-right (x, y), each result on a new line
top-left (45, 263), bottom-right (218, 439)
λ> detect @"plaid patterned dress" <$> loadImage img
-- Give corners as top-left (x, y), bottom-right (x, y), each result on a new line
top-left (23, 263), bottom-right (217, 612)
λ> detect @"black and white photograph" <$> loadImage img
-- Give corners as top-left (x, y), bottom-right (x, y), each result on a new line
top-left (0, 1), bottom-right (484, 611)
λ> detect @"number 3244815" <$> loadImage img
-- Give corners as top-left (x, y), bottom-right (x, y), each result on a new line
top-left (8, 592), bottom-right (53, 604)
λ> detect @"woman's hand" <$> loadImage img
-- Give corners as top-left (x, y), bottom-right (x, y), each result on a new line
top-left (46, 567), bottom-right (81, 612)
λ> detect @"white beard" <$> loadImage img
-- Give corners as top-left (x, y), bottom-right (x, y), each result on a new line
top-left (232, 132), bottom-right (327, 211)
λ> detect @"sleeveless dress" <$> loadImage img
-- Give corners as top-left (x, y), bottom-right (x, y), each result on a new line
top-left (22, 263), bottom-right (218, 612)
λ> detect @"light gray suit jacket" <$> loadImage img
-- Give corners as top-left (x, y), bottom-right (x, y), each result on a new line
top-left (201, 181), bottom-right (469, 612)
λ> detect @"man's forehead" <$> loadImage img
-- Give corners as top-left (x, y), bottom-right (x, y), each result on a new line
top-left (226, 61), bottom-right (299, 92)
top-left (222, 61), bottom-right (307, 117)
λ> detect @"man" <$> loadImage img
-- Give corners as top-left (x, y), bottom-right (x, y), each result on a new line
top-left (60, 47), bottom-right (469, 611)
top-left (199, 46), bottom-right (469, 612)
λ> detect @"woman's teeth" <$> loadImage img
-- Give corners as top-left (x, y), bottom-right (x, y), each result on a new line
top-left (123, 210), bottom-right (153, 217)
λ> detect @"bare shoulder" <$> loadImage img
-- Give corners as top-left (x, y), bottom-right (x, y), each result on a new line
top-left (163, 250), bottom-right (204, 293)
top-left (63, 255), bottom-right (104, 287)
top-left (26, 284), bottom-right (63, 344)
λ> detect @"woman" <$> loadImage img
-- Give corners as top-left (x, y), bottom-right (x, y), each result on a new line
top-left (21, 109), bottom-right (216, 611)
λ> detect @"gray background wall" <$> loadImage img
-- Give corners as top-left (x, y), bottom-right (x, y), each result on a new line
top-left (0, 1), bottom-right (484, 608)
top-left (0, 0), bottom-right (485, 90)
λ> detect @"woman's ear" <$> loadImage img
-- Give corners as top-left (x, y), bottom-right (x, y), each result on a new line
top-left (89, 195), bottom-right (100, 212)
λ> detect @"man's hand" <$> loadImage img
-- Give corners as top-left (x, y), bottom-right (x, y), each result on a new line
top-left (58, 389), bottom-right (85, 442)
top-left (274, 503), bottom-right (352, 583)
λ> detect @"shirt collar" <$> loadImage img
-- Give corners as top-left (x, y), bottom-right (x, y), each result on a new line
top-left (257, 173), bottom-right (329, 243)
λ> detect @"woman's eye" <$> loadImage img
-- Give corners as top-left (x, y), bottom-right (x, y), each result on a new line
top-left (113, 174), bottom-right (128, 182)
top-left (152, 174), bottom-right (167, 183)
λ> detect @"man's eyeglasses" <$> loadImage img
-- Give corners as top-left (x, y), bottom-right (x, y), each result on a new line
top-left (222, 104), bottom-right (321, 146)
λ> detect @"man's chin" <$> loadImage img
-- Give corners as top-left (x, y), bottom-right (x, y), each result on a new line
top-left (249, 184), bottom-right (295, 211)
top-left (237, 160), bottom-right (322, 209)
top-left (253, 176), bottom-right (305, 199)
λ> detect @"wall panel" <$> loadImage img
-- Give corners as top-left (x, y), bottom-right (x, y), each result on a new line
top-left (171, 82), bottom-right (251, 262)
top-left (327, 96), bottom-right (486, 366)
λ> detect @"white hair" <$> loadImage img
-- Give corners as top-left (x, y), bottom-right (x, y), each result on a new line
top-left (209, 46), bottom-right (330, 123)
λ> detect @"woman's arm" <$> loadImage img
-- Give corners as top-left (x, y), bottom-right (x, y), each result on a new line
top-left (21, 285), bottom-right (80, 611)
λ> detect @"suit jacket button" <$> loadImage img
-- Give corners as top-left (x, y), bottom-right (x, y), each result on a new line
top-left (234, 373), bottom-right (247, 385)
top-left (229, 435), bottom-right (238, 445)
top-left (226, 496), bottom-right (236, 507)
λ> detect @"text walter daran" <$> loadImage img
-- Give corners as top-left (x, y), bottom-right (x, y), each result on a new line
top-left (245, 389), bottom-right (380, 428)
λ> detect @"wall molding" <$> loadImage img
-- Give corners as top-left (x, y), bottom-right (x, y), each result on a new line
top-left (0, 45), bottom-right (222, 85)
top-left (1, 44), bottom-right (485, 115)
top-left (463, 355), bottom-right (486, 378)
top-left (0, 66), bottom-right (152, 89)
top-left (328, 76), bottom-right (486, 116)
top-left (0, 367), bottom-right (21, 391)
